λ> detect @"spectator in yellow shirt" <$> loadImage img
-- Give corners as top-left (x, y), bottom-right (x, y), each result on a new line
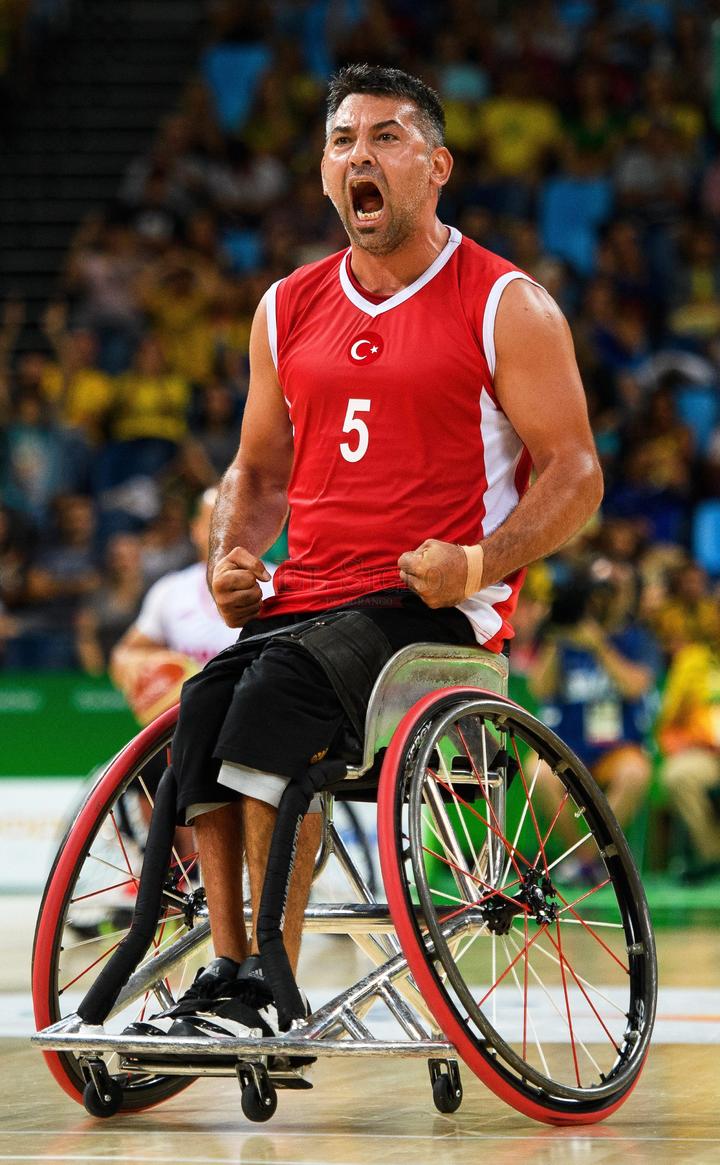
top-left (110, 333), bottom-right (190, 446)
top-left (658, 636), bottom-right (720, 879)
top-left (41, 303), bottom-right (113, 444)
top-left (480, 68), bottom-right (561, 180)
top-left (94, 335), bottom-right (191, 517)
top-left (137, 257), bottom-right (218, 384)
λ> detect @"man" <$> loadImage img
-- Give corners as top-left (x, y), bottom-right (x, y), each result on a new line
top-left (127, 64), bottom-right (603, 1044)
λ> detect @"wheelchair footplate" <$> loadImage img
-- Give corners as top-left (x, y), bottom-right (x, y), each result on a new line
top-left (34, 930), bottom-right (460, 1122)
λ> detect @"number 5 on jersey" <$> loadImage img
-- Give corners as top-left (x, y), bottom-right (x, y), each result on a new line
top-left (340, 398), bottom-right (371, 463)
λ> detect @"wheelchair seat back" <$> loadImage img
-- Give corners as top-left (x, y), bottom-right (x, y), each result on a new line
top-left (346, 642), bottom-right (509, 780)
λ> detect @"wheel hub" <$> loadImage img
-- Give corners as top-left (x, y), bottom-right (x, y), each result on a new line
top-left (481, 867), bottom-right (559, 934)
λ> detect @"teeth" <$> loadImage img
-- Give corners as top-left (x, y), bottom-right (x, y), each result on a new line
top-left (357, 208), bottom-right (383, 220)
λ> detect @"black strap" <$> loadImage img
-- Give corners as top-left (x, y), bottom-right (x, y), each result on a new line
top-left (274, 611), bottom-right (393, 739)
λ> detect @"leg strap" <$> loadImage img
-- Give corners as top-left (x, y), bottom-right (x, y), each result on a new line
top-left (78, 766), bottom-right (178, 1025)
top-left (257, 758), bottom-right (347, 1031)
top-left (275, 611), bottom-right (393, 740)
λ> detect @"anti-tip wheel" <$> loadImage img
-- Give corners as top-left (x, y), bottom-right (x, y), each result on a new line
top-left (241, 1081), bottom-right (278, 1123)
top-left (432, 1073), bottom-right (463, 1114)
top-left (82, 1077), bottom-right (123, 1118)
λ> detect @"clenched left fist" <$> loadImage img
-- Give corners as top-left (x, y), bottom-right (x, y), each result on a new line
top-left (397, 539), bottom-right (469, 608)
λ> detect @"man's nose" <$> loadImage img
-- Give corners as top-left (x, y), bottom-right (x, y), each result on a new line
top-left (348, 134), bottom-right (375, 167)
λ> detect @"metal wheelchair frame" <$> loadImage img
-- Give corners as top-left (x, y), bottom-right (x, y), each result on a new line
top-left (33, 644), bottom-right (509, 1118)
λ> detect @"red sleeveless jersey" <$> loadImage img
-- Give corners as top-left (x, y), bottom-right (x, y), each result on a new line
top-left (260, 226), bottom-right (536, 651)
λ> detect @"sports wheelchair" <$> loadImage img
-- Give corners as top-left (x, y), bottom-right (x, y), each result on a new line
top-left (32, 643), bottom-right (657, 1126)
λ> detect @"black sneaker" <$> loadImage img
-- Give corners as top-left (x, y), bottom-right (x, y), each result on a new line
top-left (122, 955), bottom-right (243, 1037)
top-left (170, 955), bottom-right (316, 1068)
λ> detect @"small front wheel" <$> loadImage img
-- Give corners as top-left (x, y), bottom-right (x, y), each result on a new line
top-left (241, 1080), bottom-right (278, 1123)
top-left (82, 1077), bottom-right (123, 1118)
top-left (432, 1072), bottom-right (462, 1114)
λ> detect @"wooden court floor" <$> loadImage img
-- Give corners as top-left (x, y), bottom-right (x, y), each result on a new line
top-left (1, 904), bottom-right (718, 1165)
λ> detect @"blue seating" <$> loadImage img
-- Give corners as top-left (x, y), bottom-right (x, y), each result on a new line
top-left (692, 500), bottom-right (720, 577)
top-left (675, 385), bottom-right (719, 455)
top-left (200, 44), bottom-right (272, 133)
top-left (539, 175), bottom-right (613, 276)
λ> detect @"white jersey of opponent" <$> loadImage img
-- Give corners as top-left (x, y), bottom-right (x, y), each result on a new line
top-left (135, 561), bottom-right (276, 664)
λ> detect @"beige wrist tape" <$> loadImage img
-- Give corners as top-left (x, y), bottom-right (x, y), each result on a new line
top-left (461, 544), bottom-right (485, 597)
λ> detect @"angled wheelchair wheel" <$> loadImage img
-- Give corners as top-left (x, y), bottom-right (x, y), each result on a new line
top-left (32, 705), bottom-right (209, 1111)
top-left (378, 688), bottom-right (657, 1126)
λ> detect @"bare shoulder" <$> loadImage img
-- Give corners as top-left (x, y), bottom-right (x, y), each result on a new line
top-left (496, 279), bottom-right (571, 346)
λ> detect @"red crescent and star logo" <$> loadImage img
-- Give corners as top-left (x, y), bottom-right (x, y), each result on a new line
top-left (348, 331), bottom-right (384, 364)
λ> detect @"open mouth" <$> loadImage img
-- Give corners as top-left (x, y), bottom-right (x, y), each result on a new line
top-left (350, 179), bottom-right (385, 222)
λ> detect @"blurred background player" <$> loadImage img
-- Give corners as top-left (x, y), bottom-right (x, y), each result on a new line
top-left (109, 487), bottom-right (263, 723)
top-left (657, 630), bottom-right (720, 882)
top-left (529, 561), bottom-right (660, 876)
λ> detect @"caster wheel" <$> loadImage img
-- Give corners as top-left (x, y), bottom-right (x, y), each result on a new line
top-left (241, 1081), bottom-right (278, 1123)
top-left (82, 1077), bottom-right (123, 1118)
top-left (432, 1073), bottom-right (462, 1114)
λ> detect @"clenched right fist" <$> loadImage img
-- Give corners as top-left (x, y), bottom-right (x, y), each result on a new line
top-left (211, 547), bottom-right (271, 627)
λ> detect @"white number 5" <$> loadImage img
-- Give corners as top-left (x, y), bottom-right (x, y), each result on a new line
top-left (340, 398), bottom-right (371, 463)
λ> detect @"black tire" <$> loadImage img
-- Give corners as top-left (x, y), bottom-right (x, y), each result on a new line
top-left (432, 1073), bottom-right (462, 1114)
top-left (241, 1080), bottom-right (278, 1122)
top-left (379, 689), bottom-right (657, 1125)
top-left (82, 1077), bottom-right (123, 1118)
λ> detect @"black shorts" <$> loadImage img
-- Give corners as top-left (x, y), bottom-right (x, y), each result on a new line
top-left (170, 589), bottom-right (477, 823)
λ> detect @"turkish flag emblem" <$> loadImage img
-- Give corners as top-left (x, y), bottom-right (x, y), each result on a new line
top-left (348, 331), bottom-right (384, 364)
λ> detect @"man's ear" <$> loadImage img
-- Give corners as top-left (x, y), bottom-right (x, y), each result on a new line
top-left (430, 146), bottom-right (454, 191)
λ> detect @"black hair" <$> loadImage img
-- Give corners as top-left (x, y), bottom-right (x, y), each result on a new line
top-left (326, 63), bottom-right (445, 149)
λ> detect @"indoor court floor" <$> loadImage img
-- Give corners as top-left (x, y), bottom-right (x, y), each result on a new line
top-left (1, 897), bottom-right (718, 1165)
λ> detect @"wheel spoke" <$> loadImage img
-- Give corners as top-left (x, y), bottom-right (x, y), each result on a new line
top-left (60, 938), bottom-right (123, 993)
top-left (421, 842), bottom-right (528, 913)
top-left (431, 771), bottom-right (530, 880)
top-left (544, 929), bottom-right (622, 1052)
top-left (62, 926), bottom-right (130, 951)
top-left (456, 723), bottom-right (519, 885)
top-left (510, 923), bottom-right (627, 1016)
top-left (554, 887), bottom-right (630, 974)
top-left (509, 733), bottom-right (550, 876)
top-left (70, 877), bottom-right (138, 904)
top-left (502, 929), bottom-right (551, 1078)
top-left (109, 809), bottom-right (139, 883)
top-left (478, 923), bottom-right (548, 1007)
top-left (435, 749), bottom-right (484, 879)
top-left (505, 929), bottom-right (604, 1077)
top-left (501, 753), bottom-right (542, 888)
top-left (553, 918), bottom-right (582, 1086)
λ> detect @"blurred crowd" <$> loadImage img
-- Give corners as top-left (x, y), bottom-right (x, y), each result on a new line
top-left (1, 0), bottom-right (720, 871)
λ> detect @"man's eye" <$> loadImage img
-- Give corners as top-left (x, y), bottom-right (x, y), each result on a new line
top-left (334, 136), bottom-right (350, 145)
top-left (378, 133), bottom-right (397, 141)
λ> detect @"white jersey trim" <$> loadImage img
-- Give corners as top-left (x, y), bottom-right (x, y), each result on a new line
top-left (478, 386), bottom-right (524, 537)
top-left (265, 279), bottom-right (282, 369)
top-left (456, 583), bottom-right (513, 645)
top-left (338, 225), bottom-right (462, 318)
top-left (482, 271), bottom-right (540, 379)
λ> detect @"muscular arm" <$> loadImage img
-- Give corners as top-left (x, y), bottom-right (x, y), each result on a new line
top-left (208, 295), bottom-right (294, 625)
top-left (479, 281), bottom-right (603, 587)
top-left (399, 281), bottom-right (603, 604)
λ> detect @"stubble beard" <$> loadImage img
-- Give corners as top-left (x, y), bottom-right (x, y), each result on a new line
top-left (333, 186), bottom-right (427, 256)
